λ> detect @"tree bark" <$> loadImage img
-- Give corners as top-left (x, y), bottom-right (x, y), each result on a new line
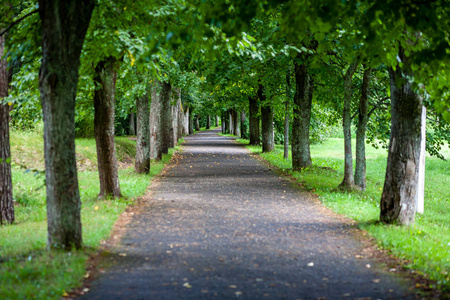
top-left (249, 96), bottom-right (260, 145)
top-left (215, 115), bottom-right (219, 128)
top-left (170, 89), bottom-right (178, 148)
top-left (129, 111), bottom-right (135, 135)
top-left (233, 110), bottom-right (241, 137)
top-left (292, 61), bottom-right (313, 170)
top-left (159, 81), bottom-right (171, 158)
top-left (284, 66), bottom-right (291, 160)
top-left (228, 109), bottom-right (234, 135)
top-left (0, 31), bottom-right (14, 225)
top-left (149, 80), bottom-right (161, 159)
top-left (135, 90), bottom-right (150, 173)
top-left (224, 111), bottom-right (230, 134)
top-left (206, 115), bottom-right (211, 129)
top-left (183, 106), bottom-right (189, 135)
top-left (94, 57), bottom-right (121, 199)
top-left (259, 85), bottom-right (274, 152)
top-left (38, 0), bottom-right (94, 249)
top-left (176, 89), bottom-right (183, 142)
top-left (188, 108), bottom-right (194, 134)
top-left (380, 47), bottom-right (422, 226)
top-left (354, 66), bottom-right (371, 190)
top-left (221, 113), bottom-right (225, 134)
top-left (339, 61), bottom-right (359, 190)
top-left (195, 115), bottom-right (200, 131)
top-left (240, 112), bottom-right (246, 138)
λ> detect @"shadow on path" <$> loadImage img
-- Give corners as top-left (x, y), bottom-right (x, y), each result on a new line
top-left (79, 129), bottom-right (417, 300)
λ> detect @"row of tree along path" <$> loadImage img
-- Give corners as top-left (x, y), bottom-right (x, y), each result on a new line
top-left (79, 129), bottom-right (417, 300)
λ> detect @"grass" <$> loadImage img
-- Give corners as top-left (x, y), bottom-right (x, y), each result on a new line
top-left (237, 137), bottom-right (450, 293)
top-left (0, 130), bottom-right (180, 300)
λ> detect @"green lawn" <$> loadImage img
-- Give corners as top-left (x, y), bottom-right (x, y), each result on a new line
top-left (238, 137), bottom-right (450, 293)
top-left (0, 131), bottom-right (178, 299)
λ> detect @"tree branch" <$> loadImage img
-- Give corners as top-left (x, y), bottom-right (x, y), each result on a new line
top-left (0, 9), bottom-right (39, 37)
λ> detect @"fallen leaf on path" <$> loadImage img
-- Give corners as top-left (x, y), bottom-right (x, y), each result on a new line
top-left (183, 282), bottom-right (192, 288)
top-left (307, 262), bottom-right (314, 267)
top-left (228, 285), bottom-right (237, 288)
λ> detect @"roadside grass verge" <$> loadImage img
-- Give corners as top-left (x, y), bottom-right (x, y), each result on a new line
top-left (0, 130), bottom-right (179, 300)
top-left (237, 137), bottom-right (450, 293)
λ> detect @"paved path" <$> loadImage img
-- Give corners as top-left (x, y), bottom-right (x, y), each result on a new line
top-left (79, 129), bottom-right (417, 300)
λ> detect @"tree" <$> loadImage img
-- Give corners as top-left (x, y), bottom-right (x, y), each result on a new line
top-left (93, 57), bottom-right (122, 199)
top-left (135, 89), bottom-right (150, 173)
top-left (249, 95), bottom-right (260, 144)
top-left (380, 46), bottom-right (422, 225)
top-left (38, 0), bottom-right (95, 249)
top-left (159, 80), bottom-right (172, 157)
top-left (354, 65), bottom-right (371, 190)
top-left (338, 60), bottom-right (359, 189)
top-left (0, 29), bottom-right (14, 225)
top-left (292, 53), bottom-right (313, 170)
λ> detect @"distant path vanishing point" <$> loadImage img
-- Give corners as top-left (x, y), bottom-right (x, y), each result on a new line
top-left (78, 128), bottom-right (417, 300)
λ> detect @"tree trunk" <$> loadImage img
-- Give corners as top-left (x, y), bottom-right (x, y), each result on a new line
top-left (240, 112), bottom-right (246, 138)
top-left (195, 115), bottom-right (200, 131)
top-left (229, 110), bottom-right (234, 135)
top-left (259, 85), bottom-right (274, 152)
top-left (94, 57), bottom-right (121, 199)
top-left (284, 66), bottom-right (291, 160)
top-left (215, 115), bottom-right (219, 128)
top-left (38, 0), bottom-right (95, 249)
top-left (188, 108), bottom-right (194, 135)
top-left (338, 61), bottom-right (359, 190)
top-left (292, 61), bottom-right (313, 170)
top-left (380, 48), bottom-right (422, 226)
top-left (183, 106), bottom-right (189, 135)
top-left (354, 66), bottom-right (371, 190)
top-left (0, 31), bottom-right (14, 225)
top-left (176, 89), bottom-right (183, 142)
top-left (129, 111), bottom-right (135, 135)
top-left (135, 91), bottom-right (150, 173)
top-left (249, 96), bottom-right (260, 145)
top-left (233, 110), bottom-right (241, 137)
top-left (206, 115), bottom-right (211, 129)
top-left (224, 111), bottom-right (230, 134)
top-left (170, 90), bottom-right (178, 148)
top-left (149, 80), bottom-right (161, 159)
top-left (159, 81), bottom-right (171, 158)
top-left (221, 113), bottom-right (225, 133)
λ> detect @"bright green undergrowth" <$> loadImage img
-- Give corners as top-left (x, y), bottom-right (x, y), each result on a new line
top-left (1, 130), bottom-right (178, 300)
top-left (238, 137), bottom-right (450, 292)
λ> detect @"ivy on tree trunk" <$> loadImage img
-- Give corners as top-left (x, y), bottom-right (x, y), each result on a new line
top-left (38, 0), bottom-right (95, 249)
top-left (94, 57), bottom-right (122, 199)
top-left (380, 47), bottom-right (422, 226)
